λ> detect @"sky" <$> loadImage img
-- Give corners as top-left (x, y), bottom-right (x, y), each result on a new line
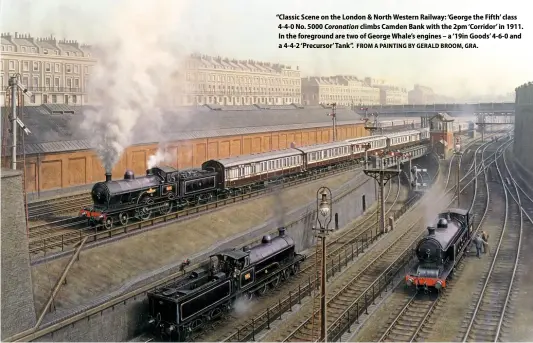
top-left (1, 0), bottom-right (531, 99)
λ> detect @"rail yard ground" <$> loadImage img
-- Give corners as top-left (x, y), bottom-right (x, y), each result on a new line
top-left (30, 167), bottom-right (363, 315)
top-left (192, 174), bottom-right (412, 342)
top-left (351, 136), bottom-right (533, 342)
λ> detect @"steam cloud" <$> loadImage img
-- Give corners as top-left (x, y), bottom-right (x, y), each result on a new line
top-left (80, 0), bottom-right (187, 172)
top-left (147, 147), bottom-right (175, 169)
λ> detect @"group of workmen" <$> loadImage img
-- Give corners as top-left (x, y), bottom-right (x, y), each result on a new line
top-left (472, 230), bottom-right (490, 258)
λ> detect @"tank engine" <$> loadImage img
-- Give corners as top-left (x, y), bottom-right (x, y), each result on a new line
top-left (405, 208), bottom-right (473, 291)
top-left (146, 227), bottom-right (304, 341)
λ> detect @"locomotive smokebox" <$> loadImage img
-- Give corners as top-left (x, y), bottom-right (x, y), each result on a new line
top-left (105, 171), bottom-right (112, 182)
top-left (427, 227), bottom-right (436, 236)
top-left (278, 227), bottom-right (286, 237)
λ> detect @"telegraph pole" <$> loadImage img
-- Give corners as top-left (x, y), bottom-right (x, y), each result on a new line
top-left (455, 139), bottom-right (462, 207)
top-left (9, 77), bottom-right (18, 170)
top-left (328, 102), bottom-right (337, 142)
top-left (364, 151), bottom-right (400, 234)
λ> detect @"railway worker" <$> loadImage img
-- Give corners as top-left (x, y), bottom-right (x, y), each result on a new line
top-left (481, 231), bottom-right (490, 253)
top-left (473, 233), bottom-right (485, 258)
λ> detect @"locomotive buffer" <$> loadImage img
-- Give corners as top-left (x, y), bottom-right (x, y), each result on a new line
top-left (364, 151), bottom-right (400, 234)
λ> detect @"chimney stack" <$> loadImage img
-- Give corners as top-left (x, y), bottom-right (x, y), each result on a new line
top-left (427, 227), bottom-right (436, 236)
top-left (105, 171), bottom-right (112, 182)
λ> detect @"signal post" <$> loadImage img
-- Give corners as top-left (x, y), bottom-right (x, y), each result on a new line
top-left (364, 151), bottom-right (400, 234)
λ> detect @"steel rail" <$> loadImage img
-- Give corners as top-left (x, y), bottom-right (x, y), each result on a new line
top-left (6, 135), bottom-right (506, 342)
top-left (377, 294), bottom-right (438, 342)
top-left (285, 136), bottom-right (510, 342)
top-left (461, 140), bottom-right (520, 342)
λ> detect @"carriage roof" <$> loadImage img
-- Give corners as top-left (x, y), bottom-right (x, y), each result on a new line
top-left (207, 149), bottom-right (301, 168)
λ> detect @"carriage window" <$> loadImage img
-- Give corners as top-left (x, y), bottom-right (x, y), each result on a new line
top-left (283, 159), bottom-right (286, 167)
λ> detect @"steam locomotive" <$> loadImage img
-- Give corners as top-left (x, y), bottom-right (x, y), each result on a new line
top-left (405, 208), bottom-right (473, 291)
top-left (80, 128), bottom-right (429, 229)
top-left (146, 227), bottom-right (304, 341)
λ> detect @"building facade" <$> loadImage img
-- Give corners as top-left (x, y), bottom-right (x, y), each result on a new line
top-left (408, 84), bottom-right (435, 104)
top-left (514, 82), bottom-right (533, 173)
top-left (364, 78), bottom-right (408, 105)
top-left (301, 75), bottom-right (380, 106)
top-left (178, 54), bottom-right (302, 106)
top-left (1, 32), bottom-right (96, 106)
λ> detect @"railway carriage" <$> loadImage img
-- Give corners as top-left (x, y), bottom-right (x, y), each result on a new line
top-left (202, 149), bottom-right (304, 191)
top-left (405, 208), bottom-right (473, 291)
top-left (345, 135), bottom-right (388, 153)
top-left (295, 141), bottom-right (353, 170)
top-left (147, 228), bottom-right (304, 341)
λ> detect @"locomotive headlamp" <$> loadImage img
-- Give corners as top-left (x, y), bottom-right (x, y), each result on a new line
top-left (319, 192), bottom-right (331, 218)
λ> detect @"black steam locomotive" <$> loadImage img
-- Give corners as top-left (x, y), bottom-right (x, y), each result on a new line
top-left (146, 228), bottom-right (304, 341)
top-left (80, 167), bottom-right (219, 229)
top-left (405, 208), bottom-right (473, 291)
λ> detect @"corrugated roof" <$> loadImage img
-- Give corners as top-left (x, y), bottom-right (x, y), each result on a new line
top-left (2, 104), bottom-right (373, 155)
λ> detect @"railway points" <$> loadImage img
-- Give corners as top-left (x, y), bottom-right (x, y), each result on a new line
top-left (349, 135), bottom-right (529, 342)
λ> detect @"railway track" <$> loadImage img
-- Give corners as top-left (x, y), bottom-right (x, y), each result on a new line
top-left (358, 140), bottom-right (502, 343)
top-left (7, 136), bottom-right (509, 343)
top-left (268, 138), bottom-right (509, 342)
top-left (27, 161), bottom-right (372, 257)
top-left (27, 193), bottom-right (91, 220)
top-left (377, 293), bottom-right (438, 342)
top-left (459, 139), bottom-right (523, 342)
top-left (215, 138), bottom-right (499, 342)
top-left (192, 173), bottom-right (411, 341)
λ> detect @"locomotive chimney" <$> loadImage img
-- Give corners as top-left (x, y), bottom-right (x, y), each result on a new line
top-left (278, 227), bottom-right (286, 237)
top-left (105, 170), bottom-right (112, 182)
top-left (242, 245), bottom-right (251, 252)
top-left (427, 226), bottom-right (436, 236)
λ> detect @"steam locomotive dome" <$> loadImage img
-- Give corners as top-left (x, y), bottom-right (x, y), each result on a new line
top-left (248, 232), bottom-right (295, 264)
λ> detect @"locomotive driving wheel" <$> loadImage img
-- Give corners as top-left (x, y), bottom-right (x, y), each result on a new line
top-left (189, 318), bottom-right (204, 332)
top-left (269, 275), bottom-right (281, 288)
top-left (118, 212), bottom-right (129, 226)
top-left (291, 262), bottom-right (300, 275)
top-left (103, 217), bottom-right (113, 230)
top-left (159, 201), bottom-right (173, 216)
top-left (137, 198), bottom-right (153, 220)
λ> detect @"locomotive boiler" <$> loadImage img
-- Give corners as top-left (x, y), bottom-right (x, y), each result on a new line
top-left (79, 166), bottom-right (218, 229)
top-left (146, 227), bottom-right (304, 341)
top-left (405, 208), bottom-right (473, 290)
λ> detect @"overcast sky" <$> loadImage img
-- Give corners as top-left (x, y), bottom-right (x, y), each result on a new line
top-left (1, 0), bottom-right (531, 98)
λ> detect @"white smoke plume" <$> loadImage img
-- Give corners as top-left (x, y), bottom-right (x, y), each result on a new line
top-left (81, 0), bottom-right (187, 173)
top-left (147, 148), bottom-right (174, 169)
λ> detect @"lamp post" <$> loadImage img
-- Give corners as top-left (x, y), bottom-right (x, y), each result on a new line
top-left (315, 187), bottom-right (333, 342)
top-left (454, 141), bottom-right (463, 207)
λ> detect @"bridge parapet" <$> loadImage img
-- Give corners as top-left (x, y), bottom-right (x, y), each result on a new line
top-left (356, 102), bottom-right (514, 115)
